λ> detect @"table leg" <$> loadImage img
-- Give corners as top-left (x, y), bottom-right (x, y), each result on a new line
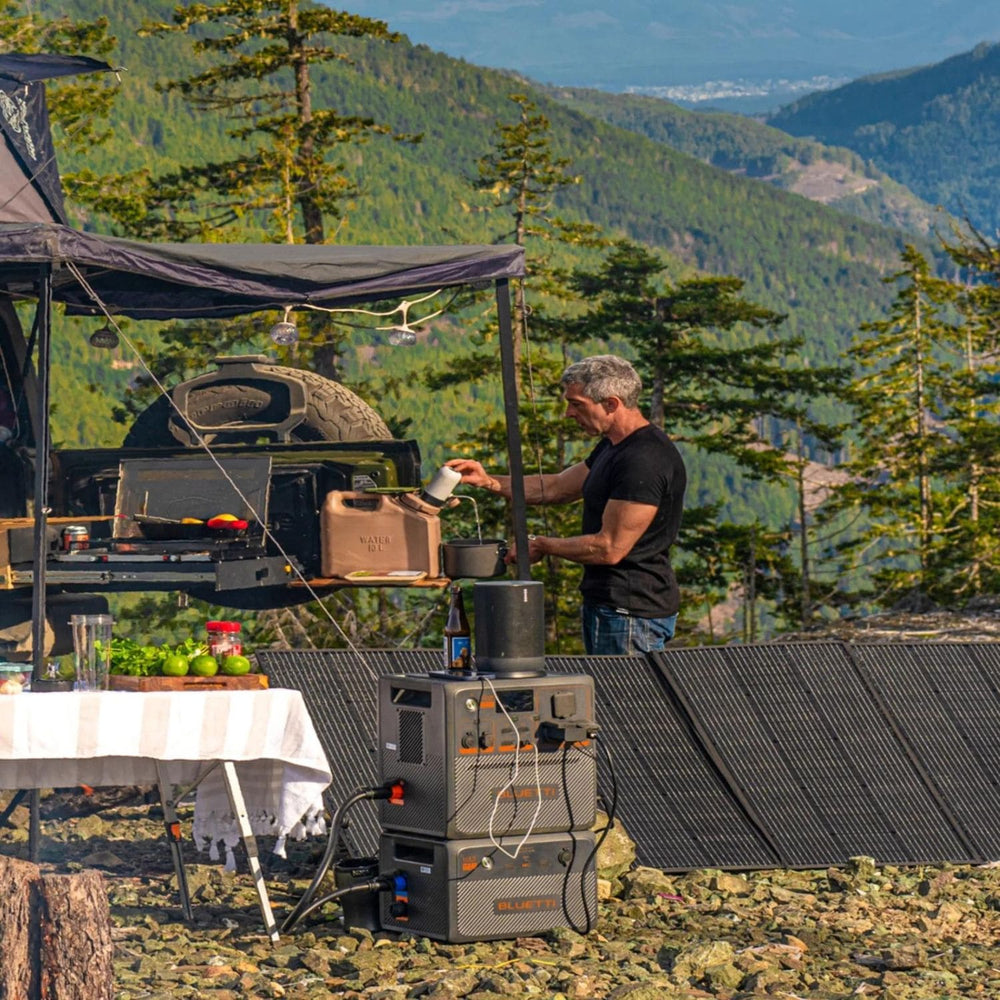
top-left (28, 789), bottom-right (39, 861)
top-left (220, 761), bottom-right (280, 943)
top-left (0, 788), bottom-right (26, 828)
top-left (154, 763), bottom-right (194, 923)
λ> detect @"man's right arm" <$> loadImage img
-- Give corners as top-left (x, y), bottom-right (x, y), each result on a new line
top-left (445, 459), bottom-right (588, 504)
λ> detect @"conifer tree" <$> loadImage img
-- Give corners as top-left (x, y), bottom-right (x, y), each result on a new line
top-left (568, 238), bottom-right (848, 633)
top-left (124, 0), bottom-right (416, 245)
top-left (825, 245), bottom-right (957, 605)
top-left (931, 228), bottom-right (1000, 596)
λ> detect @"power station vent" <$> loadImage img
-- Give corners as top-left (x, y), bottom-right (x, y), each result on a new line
top-left (398, 709), bottom-right (425, 764)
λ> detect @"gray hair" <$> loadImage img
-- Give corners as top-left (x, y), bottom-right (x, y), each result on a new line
top-left (560, 355), bottom-right (642, 409)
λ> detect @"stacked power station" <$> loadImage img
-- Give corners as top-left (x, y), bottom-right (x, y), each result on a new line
top-left (376, 581), bottom-right (600, 942)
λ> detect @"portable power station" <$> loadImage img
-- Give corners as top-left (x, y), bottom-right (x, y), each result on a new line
top-left (377, 671), bottom-right (598, 839)
top-left (378, 828), bottom-right (598, 942)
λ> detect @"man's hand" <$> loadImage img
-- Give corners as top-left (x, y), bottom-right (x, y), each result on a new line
top-left (444, 459), bottom-right (502, 493)
top-left (504, 535), bottom-right (547, 565)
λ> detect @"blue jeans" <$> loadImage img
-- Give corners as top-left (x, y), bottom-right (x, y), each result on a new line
top-left (582, 603), bottom-right (677, 655)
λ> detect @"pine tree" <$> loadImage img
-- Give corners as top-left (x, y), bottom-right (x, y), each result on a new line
top-left (932, 228), bottom-right (1000, 596)
top-left (122, 0), bottom-right (417, 245)
top-left (472, 93), bottom-right (602, 388)
top-left (825, 245), bottom-right (957, 605)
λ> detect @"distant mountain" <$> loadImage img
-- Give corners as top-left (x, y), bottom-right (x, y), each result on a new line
top-left (766, 42), bottom-right (1000, 235)
top-left (540, 84), bottom-right (939, 236)
top-left (346, 0), bottom-right (1000, 99)
top-left (49, 0), bottom-right (932, 528)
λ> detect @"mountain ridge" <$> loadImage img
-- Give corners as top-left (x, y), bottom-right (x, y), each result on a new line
top-left (766, 41), bottom-right (1000, 234)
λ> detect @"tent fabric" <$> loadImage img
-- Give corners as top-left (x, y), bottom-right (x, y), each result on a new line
top-left (0, 79), bottom-right (67, 224)
top-left (0, 54), bottom-right (113, 84)
top-left (0, 54), bottom-right (115, 227)
top-left (0, 222), bottom-right (525, 318)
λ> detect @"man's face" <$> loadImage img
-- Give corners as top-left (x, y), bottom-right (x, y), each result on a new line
top-left (563, 383), bottom-right (613, 435)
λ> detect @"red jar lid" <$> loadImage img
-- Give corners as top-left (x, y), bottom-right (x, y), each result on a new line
top-left (206, 620), bottom-right (241, 632)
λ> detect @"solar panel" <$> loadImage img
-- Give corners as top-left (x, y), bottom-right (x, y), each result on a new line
top-left (548, 655), bottom-right (778, 870)
top-left (261, 640), bottom-right (997, 871)
top-left (847, 642), bottom-right (1000, 860)
top-left (652, 642), bottom-right (971, 866)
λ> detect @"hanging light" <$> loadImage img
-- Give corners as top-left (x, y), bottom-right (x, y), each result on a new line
top-left (89, 323), bottom-right (119, 349)
top-left (269, 306), bottom-right (298, 345)
top-left (386, 325), bottom-right (417, 346)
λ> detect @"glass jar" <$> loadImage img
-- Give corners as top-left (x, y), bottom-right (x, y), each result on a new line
top-left (0, 661), bottom-right (31, 694)
top-left (206, 620), bottom-right (242, 660)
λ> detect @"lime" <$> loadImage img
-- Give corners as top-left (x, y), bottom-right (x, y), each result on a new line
top-left (221, 654), bottom-right (252, 676)
top-left (189, 653), bottom-right (219, 677)
top-left (161, 653), bottom-right (190, 677)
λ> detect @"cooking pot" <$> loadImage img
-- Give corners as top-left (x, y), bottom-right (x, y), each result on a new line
top-left (441, 538), bottom-right (508, 579)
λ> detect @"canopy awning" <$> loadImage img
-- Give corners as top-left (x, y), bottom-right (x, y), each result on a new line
top-left (0, 222), bottom-right (525, 317)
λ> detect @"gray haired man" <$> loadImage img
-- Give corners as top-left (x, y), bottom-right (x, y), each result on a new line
top-left (448, 354), bottom-right (686, 654)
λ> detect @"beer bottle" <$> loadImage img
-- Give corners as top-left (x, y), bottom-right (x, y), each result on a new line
top-left (443, 584), bottom-right (471, 672)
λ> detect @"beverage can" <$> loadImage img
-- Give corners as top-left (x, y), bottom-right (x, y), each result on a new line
top-left (61, 525), bottom-right (90, 552)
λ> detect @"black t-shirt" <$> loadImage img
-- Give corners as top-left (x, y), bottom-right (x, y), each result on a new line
top-left (580, 424), bottom-right (686, 617)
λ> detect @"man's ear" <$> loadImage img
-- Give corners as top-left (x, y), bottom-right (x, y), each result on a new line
top-left (602, 395), bottom-right (620, 413)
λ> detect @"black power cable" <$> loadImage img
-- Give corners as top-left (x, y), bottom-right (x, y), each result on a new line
top-left (290, 875), bottom-right (396, 928)
top-left (281, 783), bottom-right (395, 933)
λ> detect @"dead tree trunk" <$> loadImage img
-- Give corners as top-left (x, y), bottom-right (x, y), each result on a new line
top-left (0, 857), bottom-right (113, 1000)
top-left (0, 855), bottom-right (38, 999)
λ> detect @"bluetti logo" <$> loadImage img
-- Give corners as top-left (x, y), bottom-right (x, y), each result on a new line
top-left (0, 90), bottom-right (36, 160)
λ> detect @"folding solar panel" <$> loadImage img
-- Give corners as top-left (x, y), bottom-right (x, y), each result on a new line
top-left (847, 642), bottom-right (1000, 860)
top-left (651, 642), bottom-right (971, 866)
top-left (548, 655), bottom-right (779, 870)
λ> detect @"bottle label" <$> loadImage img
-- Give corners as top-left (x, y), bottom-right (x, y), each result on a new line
top-left (445, 636), bottom-right (471, 671)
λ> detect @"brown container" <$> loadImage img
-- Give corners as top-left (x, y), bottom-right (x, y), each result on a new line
top-left (321, 491), bottom-right (443, 579)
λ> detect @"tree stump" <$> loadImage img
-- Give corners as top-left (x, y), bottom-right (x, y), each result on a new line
top-left (0, 857), bottom-right (113, 1000)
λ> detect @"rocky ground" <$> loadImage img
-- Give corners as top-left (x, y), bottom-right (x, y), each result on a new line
top-left (0, 787), bottom-right (998, 1000)
top-left (5, 606), bottom-right (1000, 999)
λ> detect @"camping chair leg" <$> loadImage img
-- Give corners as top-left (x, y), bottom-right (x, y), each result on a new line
top-left (154, 763), bottom-right (194, 922)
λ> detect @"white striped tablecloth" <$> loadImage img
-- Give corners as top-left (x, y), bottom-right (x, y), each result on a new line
top-left (0, 688), bottom-right (332, 859)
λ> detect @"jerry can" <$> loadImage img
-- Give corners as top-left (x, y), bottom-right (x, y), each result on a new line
top-left (321, 491), bottom-right (443, 578)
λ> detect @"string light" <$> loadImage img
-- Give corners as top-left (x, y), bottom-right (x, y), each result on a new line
top-left (89, 323), bottom-right (119, 349)
top-left (269, 306), bottom-right (298, 345)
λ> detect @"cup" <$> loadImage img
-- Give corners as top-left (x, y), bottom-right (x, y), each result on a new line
top-left (70, 614), bottom-right (114, 691)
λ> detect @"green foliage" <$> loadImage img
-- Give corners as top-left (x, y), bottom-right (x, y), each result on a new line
top-left (542, 83), bottom-right (939, 236)
top-left (767, 41), bottom-right (1000, 236)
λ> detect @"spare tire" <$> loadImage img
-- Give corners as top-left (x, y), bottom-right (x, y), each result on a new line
top-left (124, 362), bottom-right (391, 447)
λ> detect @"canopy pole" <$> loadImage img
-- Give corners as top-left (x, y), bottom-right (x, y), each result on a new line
top-left (495, 279), bottom-right (530, 579)
top-left (30, 262), bottom-right (52, 683)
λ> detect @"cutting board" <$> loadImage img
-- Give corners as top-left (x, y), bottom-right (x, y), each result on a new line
top-left (107, 673), bottom-right (269, 691)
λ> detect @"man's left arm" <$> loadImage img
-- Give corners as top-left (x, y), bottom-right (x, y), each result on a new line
top-left (527, 499), bottom-right (657, 565)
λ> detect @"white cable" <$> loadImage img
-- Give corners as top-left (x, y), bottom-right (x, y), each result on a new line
top-left (484, 675), bottom-right (543, 859)
top-left (63, 261), bottom-right (369, 655)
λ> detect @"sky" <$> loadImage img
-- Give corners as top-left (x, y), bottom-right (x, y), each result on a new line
top-left (342, 1), bottom-right (1000, 96)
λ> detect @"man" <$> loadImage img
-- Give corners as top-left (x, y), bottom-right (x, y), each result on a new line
top-left (447, 354), bottom-right (686, 654)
